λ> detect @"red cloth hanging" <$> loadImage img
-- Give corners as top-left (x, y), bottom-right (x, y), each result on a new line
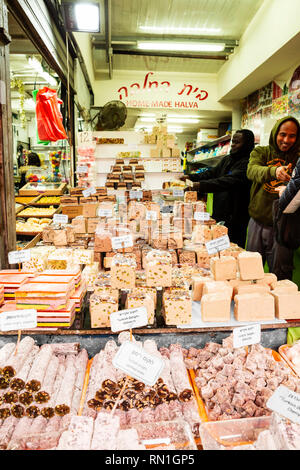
top-left (36, 87), bottom-right (68, 142)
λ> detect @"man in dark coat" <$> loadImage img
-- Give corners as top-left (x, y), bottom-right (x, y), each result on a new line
top-left (184, 129), bottom-right (255, 248)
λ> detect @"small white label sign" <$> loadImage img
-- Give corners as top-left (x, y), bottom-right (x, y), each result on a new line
top-left (146, 210), bottom-right (158, 221)
top-left (97, 208), bottom-right (113, 218)
top-left (205, 235), bottom-right (230, 255)
top-left (112, 341), bottom-right (165, 386)
top-left (194, 211), bottom-right (210, 221)
top-left (111, 235), bottom-right (133, 250)
top-left (78, 131), bottom-right (93, 145)
top-left (233, 323), bottom-right (261, 349)
top-left (172, 189), bottom-right (184, 198)
top-left (8, 250), bottom-right (31, 265)
top-left (267, 385), bottom-right (300, 424)
top-left (82, 187), bottom-right (96, 198)
top-left (110, 307), bottom-right (148, 332)
top-left (77, 166), bottom-right (88, 174)
top-left (53, 214), bottom-right (68, 225)
top-left (130, 190), bottom-right (143, 200)
top-left (1, 309), bottom-right (37, 332)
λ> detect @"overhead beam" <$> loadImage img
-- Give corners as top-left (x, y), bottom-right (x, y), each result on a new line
top-left (104, 0), bottom-right (112, 79)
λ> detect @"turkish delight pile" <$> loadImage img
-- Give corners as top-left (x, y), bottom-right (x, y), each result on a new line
top-left (0, 337), bottom-right (88, 450)
top-left (81, 334), bottom-right (200, 436)
top-left (184, 335), bottom-right (300, 421)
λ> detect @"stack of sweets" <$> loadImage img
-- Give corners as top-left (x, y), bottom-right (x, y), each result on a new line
top-left (0, 272), bottom-right (33, 301)
top-left (15, 280), bottom-right (76, 329)
top-left (110, 254), bottom-right (136, 289)
top-left (145, 250), bottom-right (172, 287)
top-left (162, 288), bottom-right (192, 325)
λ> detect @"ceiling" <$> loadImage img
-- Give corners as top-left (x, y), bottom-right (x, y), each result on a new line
top-left (8, 0), bottom-right (266, 136)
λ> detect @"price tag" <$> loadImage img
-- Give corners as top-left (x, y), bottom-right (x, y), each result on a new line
top-left (130, 190), bottom-right (143, 200)
top-left (266, 385), bottom-right (300, 424)
top-left (82, 187), bottom-right (96, 198)
top-left (205, 235), bottom-right (230, 255)
top-left (1, 309), bottom-right (37, 332)
top-left (76, 166), bottom-right (88, 174)
top-left (111, 235), bottom-right (133, 250)
top-left (97, 208), bottom-right (113, 218)
top-left (172, 188), bottom-right (184, 198)
top-left (110, 307), bottom-right (148, 332)
top-left (112, 341), bottom-right (165, 386)
top-left (78, 131), bottom-right (93, 145)
top-left (8, 250), bottom-right (31, 265)
top-left (53, 214), bottom-right (68, 225)
top-left (233, 324), bottom-right (261, 349)
top-left (194, 211), bottom-right (210, 221)
top-left (146, 210), bottom-right (157, 221)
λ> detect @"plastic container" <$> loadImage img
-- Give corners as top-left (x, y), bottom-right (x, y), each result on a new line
top-left (199, 416), bottom-right (272, 450)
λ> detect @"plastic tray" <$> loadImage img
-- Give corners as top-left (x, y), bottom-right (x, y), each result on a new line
top-left (199, 415), bottom-right (272, 450)
top-left (278, 344), bottom-right (300, 377)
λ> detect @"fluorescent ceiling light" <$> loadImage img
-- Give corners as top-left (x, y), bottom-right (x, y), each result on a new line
top-left (137, 41), bottom-right (225, 52)
top-left (27, 57), bottom-right (57, 86)
top-left (139, 26), bottom-right (221, 35)
top-left (74, 3), bottom-right (100, 32)
top-left (139, 117), bottom-right (199, 124)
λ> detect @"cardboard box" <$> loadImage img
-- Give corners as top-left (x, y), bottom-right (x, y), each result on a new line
top-left (61, 204), bottom-right (83, 220)
top-left (82, 203), bottom-right (98, 218)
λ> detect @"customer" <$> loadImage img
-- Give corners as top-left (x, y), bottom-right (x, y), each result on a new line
top-left (19, 152), bottom-right (41, 187)
top-left (184, 129), bottom-right (255, 248)
top-left (247, 116), bottom-right (300, 280)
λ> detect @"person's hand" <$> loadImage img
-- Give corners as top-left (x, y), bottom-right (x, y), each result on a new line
top-left (276, 165), bottom-right (291, 182)
top-left (276, 185), bottom-right (287, 197)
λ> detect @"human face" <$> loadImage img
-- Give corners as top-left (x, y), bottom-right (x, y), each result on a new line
top-left (230, 133), bottom-right (244, 154)
top-left (276, 121), bottom-right (298, 152)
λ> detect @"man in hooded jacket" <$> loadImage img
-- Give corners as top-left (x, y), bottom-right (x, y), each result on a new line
top-left (184, 129), bottom-right (255, 248)
top-left (247, 116), bottom-right (300, 280)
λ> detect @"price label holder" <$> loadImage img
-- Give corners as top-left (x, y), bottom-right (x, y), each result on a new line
top-left (205, 235), bottom-right (230, 258)
top-left (146, 210), bottom-right (157, 221)
top-left (76, 166), bottom-right (88, 174)
top-left (1, 309), bottom-right (37, 332)
top-left (97, 208), bottom-right (113, 218)
top-left (172, 188), bottom-right (184, 198)
top-left (111, 235), bottom-right (133, 250)
top-left (233, 323), bottom-right (261, 349)
top-left (53, 214), bottom-right (69, 225)
top-left (82, 187), bottom-right (96, 198)
top-left (266, 385), bottom-right (300, 425)
top-left (194, 211), bottom-right (210, 222)
top-left (112, 341), bottom-right (165, 387)
top-left (78, 131), bottom-right (93, 145)
top-left (130, 190), bottom-right (143, 200)
top-left (110, 307), bottom-right (148, 333)
top-left (8, 250), bottom-right (31, 265)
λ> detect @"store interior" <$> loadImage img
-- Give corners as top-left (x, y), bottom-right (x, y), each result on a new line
top-left (1, 0), bottom-right (300, 451)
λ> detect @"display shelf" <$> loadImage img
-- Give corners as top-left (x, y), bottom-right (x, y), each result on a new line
top-left (187, 155), bottom-right (226, 168)
top-left (188, 134), bottom-right (231, 155)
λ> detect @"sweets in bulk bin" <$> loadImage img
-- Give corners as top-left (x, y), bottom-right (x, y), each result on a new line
top-left (94, 227), bottom-right (113, 252)
top-left (210, 256), bottom-right (237, 281)
top-left (72, 217), bottom-right (87, 234)
top-left (202, 280), bottom-right (233, 299)
top-left (145, 250), bottom-right (172, 287)
top-left (234, 293), bottom-right (275, 321)
top-left (126, 292), bottom-right (155, 325)
top-left (238, 251), bottom-right (265, 280)
top-left (271, 279), bottom-right (298, 294)
top-left (211, 225), bottom-right (228, 239)
top-left (192, 225), bottom-right (212, 244)
top-left (162, 290), bottom-right (192, 325)
top-left (201, 292), bottom-right (231, 322)
top-left (270, 291), bottom-right (300, 319)
top-left (110, 254), bottom-right (136, 289)
top-left (184, 191), bottom-right (197, 203)
top-left (89, 294), bottom-right (118, 328)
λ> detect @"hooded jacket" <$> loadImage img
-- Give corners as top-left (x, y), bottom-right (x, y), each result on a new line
top-left (190, 130), bottom-right (254, 247)
top-left (247, 116), bottom-right (300, 226)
